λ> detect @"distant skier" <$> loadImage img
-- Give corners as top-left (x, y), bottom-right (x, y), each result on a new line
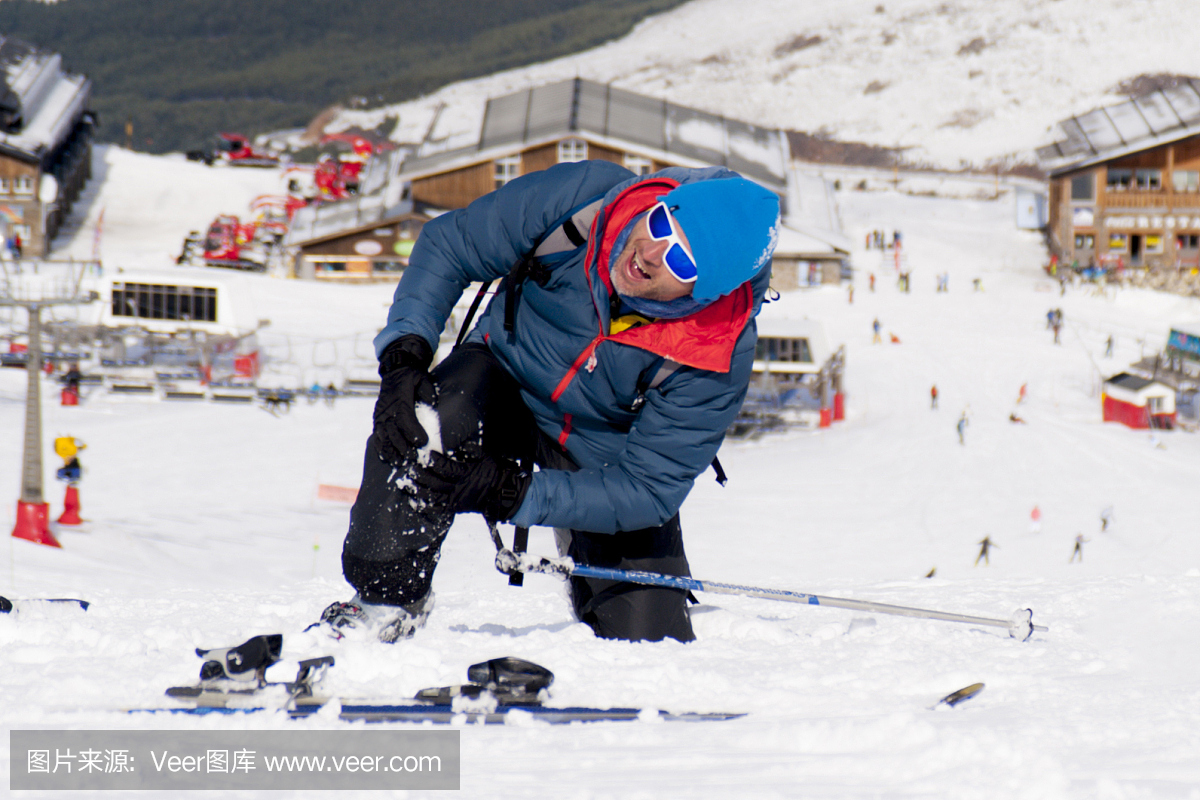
top-left (1009, 412), bottom-right (1026, 424)
top-left (1070, 534), bottom-right (1088, 563)
top-left (1104, 335), bottom-right (1114, 358)
top-left (1029, 505), bottom-right (1041, 533)
top-left (1099, 506), bottom-right (1113, 532)
top-left (956, 412), bottom-right (968, 445)
top-left (64, 362), bottom-right (82, 392)
top-left (62, 362), bottom-right (82, 405)
top-left (873, 318), bottom-right (882, 343)
top-left (972, 278), bottom-right (983, 292)
top-left (930, 384), bottom-right (938, 410)
top-left (975, 536), bottom-right (996, 566)
top-left (869, 273), bottom-right (876, 292)
top-left (1017, 383), bottom-right (1027, 404)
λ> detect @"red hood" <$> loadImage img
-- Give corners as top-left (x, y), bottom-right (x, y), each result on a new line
top-left (587, 179), bottom-right (754, 374)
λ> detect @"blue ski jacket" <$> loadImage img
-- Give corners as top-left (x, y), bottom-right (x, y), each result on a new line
top-left (376, 160), bottom-right (773, 534)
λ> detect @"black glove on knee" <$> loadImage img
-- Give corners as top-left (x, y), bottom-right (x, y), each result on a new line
top-left (411, 444), bottom-right (531, 522)
top-left (373, 335), bottom-right (436, 463)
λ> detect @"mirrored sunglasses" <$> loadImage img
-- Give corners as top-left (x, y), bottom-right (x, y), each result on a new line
top-left (646, 202), bottom-right (698, 283)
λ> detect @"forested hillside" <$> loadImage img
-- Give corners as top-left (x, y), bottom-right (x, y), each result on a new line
top-left (0, 0), bottom-right (688, 153)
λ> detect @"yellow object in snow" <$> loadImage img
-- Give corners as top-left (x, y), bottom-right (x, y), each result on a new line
top-left (54, 436), bottom-right (86, 461)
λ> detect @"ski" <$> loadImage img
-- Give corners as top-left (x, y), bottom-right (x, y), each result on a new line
top-left (143, 702), bottom-right (744, 724)
top-left (153, 637), bottom-right (743, 724)
top-left (0, 596), bottom-right (90, 613)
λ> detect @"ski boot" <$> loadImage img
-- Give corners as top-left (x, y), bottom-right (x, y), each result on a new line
top-left (309, 592), bottom-right (433, 643)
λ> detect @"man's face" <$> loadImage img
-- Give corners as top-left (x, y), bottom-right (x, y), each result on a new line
top-left (610, 215), bottom-right (695, 301)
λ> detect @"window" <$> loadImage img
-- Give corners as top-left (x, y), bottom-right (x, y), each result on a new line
top-left (13, 175), bottom-right (32, 194)
top-left (1107, 169), bottom-right (1132, 191)
top-left (1148, 395), bottom-right (1164, 413)
top-left (1074, 234), bottom-right (1095, 250)
top-left (624, 154), bottom-right (653, 175)
top-left (755, 337), bottom-right (812, 363)
top-left (1070, 174), bottom-right (1094, 201)
top-left (1177, 234), bottom-right (1200, 249)
top-left (111, 283), bottom-right (217, 322)
top-left (493, 156), bottom-right (520, 189)
top-left (1173, 170), bottom-right (1200, 192)
top-left (1109, 233), bottom-right (1128, 251)
top-left (1135, 169), bottom-right (1162, 190)
top-left (1145, 234), bottom-right (1164, 254)
top-left (0, 178), bottom-right (8, 193)
top-left (557, 138), bottom-right (588, 163)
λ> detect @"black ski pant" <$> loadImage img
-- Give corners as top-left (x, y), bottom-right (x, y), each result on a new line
top-left (342, 343), bottom-right (695, 643)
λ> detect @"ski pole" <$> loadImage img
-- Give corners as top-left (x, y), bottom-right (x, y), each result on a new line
top-left (488, 531), bottom-right (1047, 641)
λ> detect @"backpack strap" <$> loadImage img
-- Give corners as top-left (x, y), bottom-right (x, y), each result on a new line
top-left (504, 197), bottom-right (605, 334)
top-left (455, 197), bottom-right (605, 346)
top-left (533, 198), bottom-right (603, 257)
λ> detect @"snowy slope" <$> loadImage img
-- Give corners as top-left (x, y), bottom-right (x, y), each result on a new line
top-left (52, 146), bottom-right (288, 270)
top-left (332, 0), bottom-right (1200, 169)
top-left (3, 143), bottom-right (1200, 798)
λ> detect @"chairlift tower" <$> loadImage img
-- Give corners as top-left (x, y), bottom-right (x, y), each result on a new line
top-left (1, 262), bottom-right (98, 547)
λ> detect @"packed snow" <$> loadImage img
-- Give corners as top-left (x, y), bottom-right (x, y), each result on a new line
top-left (1, 139), bottom-right (1197, 798)
top-left (330, 0), bottom-right (1200, 169)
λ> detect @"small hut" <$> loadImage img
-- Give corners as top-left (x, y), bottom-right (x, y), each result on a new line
top-left (1102, 372), bottom-right (1176, 429)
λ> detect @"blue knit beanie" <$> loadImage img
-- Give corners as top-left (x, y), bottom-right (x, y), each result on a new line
top-left (665, 178), bottom-right (781, 301)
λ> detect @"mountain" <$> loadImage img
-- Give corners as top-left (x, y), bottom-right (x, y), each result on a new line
top-left (0, 0), bottom-right (690, 154)
top-left (330, 0), bottom-right (1200, 169)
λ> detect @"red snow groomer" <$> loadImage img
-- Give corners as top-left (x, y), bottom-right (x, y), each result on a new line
top-left (187, 134), bottom-right (281, 167)
top-left (217, 133), bottom-right (281, 167)
top-left (312, 133), bottom-right (395, 198)
top-left (202, 215), bottom-right (269, 270)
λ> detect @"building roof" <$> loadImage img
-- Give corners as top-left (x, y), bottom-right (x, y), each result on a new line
top-left (401, 78), bottom-right (788, 193)
top-left (1036, 82), bottom-right (1200, 176)
top-left (0, 36), bottom-right (91, 162)
top-left (1106, 372), bottom-right (1163, 392)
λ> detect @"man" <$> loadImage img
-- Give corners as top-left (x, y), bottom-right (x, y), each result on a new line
top-left (318, 160), bottom-right (779, 645)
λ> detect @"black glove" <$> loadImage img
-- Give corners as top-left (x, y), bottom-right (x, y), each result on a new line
top-left (373, 335), bottom-right (436, 463)
top-left (410, 444), bottom-right (531, 522)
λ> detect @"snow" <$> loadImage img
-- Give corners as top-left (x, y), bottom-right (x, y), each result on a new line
top-left (333, 0), bottom-right (1200, 169)
top-left (4, 26), bottom-right (1200, 800)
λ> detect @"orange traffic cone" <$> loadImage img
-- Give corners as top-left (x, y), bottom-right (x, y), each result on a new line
top-left (12, 500), bottom-right (62, 547)
top-left (58, 485), bottom-right (82, 525)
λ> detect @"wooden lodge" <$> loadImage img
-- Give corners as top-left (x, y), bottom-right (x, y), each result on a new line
top-left (287, 78), bottom-right (849, 283)
top-left (398, 77), bottom-right (789, 212)
top-left (1038, 82), bottom-right (1200, 270)
top-left (0, 37), bottom-right (94, 258)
